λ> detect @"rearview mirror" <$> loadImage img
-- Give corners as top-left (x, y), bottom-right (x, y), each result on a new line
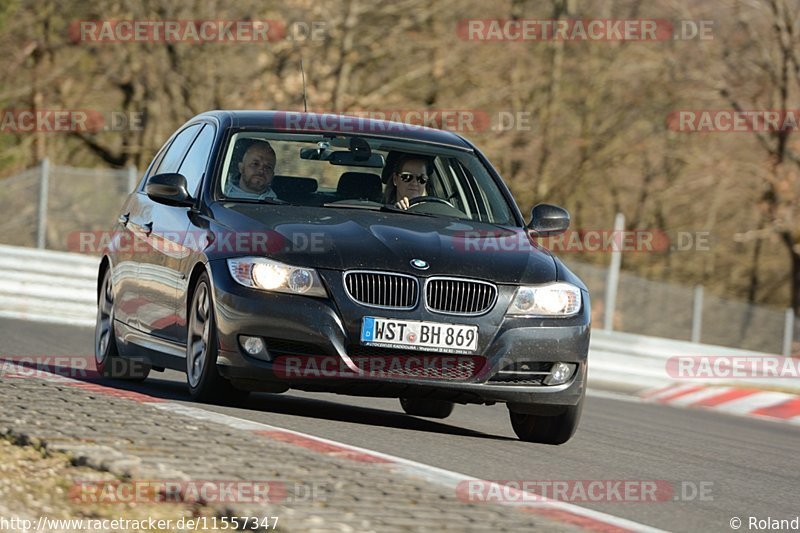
top-left (527, 204), bottom-right (570, 235)
top-left (329, 151), bottom-right (385, 167)
top-left (145, 173), bottom-right (194, 207)
top-left (299, 147), bottom-right (385, 168)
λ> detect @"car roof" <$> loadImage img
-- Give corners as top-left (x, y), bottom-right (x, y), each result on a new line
top-left (190, 110), bottom-right (474, 149)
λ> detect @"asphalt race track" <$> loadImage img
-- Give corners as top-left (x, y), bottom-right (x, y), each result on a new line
top-left (2, 316), bottom-right (796, 533)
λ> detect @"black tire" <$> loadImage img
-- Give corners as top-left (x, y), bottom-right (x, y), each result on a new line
top-left (186, 273), bottom-right (249, 405)
top-left (508, 401), bottom-right (583, 445)
top-left (95, 269), bottom-right (150, 381)
top-left (399, 398), bottom-right (455, 419)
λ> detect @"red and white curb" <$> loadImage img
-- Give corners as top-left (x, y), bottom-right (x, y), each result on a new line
top-left (641, 384), bottom-right (800, 425)
top-left (2, 363), bottom-right (664, 533)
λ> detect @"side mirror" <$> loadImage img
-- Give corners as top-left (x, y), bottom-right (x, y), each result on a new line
top-left (527, 204), bottom-right (570, 235)
top-left (145, 173), bottom-right (193, 207)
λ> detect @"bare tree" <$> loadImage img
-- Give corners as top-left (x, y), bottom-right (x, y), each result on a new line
top-left (719, 0), bottom-right (800, 313)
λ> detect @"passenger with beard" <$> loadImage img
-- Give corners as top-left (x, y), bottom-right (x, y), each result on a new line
top-left (225, 140), bottom-right (278, 199)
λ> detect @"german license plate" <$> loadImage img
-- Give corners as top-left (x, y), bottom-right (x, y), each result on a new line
top-left (360, 317), bottom-right (478, 353)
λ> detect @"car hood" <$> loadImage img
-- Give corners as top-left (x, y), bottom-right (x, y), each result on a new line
top-left (211, 204), bottom-right (557, 284)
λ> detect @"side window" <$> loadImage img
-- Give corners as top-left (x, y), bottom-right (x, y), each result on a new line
top-left (136, 139), bottom-right (172, 191)
top-left (154, 124), bottom-right (202, 175)
top-left (177, 125), bottom-right (215, 196)
top-left (146, 145), bottom-right (169, 179)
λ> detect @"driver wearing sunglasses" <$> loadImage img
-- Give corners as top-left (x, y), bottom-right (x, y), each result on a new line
top-left (384, 155), bottom-right (432, 210)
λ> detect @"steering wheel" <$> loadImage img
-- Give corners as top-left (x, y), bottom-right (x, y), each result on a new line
top-left (408, 196), bottom-right (455, 208)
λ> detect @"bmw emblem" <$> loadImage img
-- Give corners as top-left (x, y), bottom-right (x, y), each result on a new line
top-left (410, 259), bottom-right (429, 270)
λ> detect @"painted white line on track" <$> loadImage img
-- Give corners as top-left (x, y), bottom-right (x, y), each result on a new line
top-left (150, 402), bottom-right (271, 431)
top-left (150, 400), bottom-right (666, 533)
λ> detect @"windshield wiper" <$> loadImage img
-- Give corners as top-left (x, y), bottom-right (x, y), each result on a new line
top-left (380, 205), bottom-right (437, 218)
top-left (381, 206), bottom-right (495, 223)
top-left (225, 197), bottom-right (290, 205)
top-left (323, 201), bottom-right (382, 210)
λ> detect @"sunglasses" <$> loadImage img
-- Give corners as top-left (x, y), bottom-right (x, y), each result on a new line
top-left (396, 172), bottom-right (429, 185)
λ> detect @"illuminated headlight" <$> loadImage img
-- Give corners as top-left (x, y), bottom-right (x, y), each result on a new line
top-left (227, 257), bottom-right (327, 297)
top-left (508, 282), bottom-right (581, 317)
top-left (240, 336), bottom-right (265, 355)
top-left (543, 362), bottom-right (577, 385)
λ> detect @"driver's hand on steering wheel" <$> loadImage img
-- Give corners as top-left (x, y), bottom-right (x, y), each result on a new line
top-left (395, 196), bottom-right (411, 210)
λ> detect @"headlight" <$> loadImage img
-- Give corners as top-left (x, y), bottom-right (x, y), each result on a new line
top-left (227, 257), bottom-right (327, 297)
top-left (507, 282), bottom-right (581, 317)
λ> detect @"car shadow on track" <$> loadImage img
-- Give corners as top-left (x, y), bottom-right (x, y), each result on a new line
top-left (100, 373), bottom-right (515, 442)
top-left (244, 392), bottom-right (516, 441)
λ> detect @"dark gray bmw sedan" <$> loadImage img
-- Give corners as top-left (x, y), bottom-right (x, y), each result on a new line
top-left (95, 110), bottom-right (590, 444)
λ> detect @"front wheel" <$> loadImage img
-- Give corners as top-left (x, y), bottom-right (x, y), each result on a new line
top-left (95, 269), bottom-right (150, 381)
top-left (399, 398), bottom-right (454, 419)
top-left (508, 401), bottom-right (583, 445)
top-left (186, 273), bottom-right (249, 405)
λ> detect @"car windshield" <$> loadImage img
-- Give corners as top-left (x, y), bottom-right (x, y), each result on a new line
top-left (217, 131), bottom-right (516, 225)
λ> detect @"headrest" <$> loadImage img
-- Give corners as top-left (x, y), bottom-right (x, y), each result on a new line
top-left (337, 172), bottom-right (382, 202)
top-left (272, 175), bottom-right (318, 196)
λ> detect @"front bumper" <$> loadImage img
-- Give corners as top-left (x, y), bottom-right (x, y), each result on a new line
top-left (208, 259), bottom-right (590, 406)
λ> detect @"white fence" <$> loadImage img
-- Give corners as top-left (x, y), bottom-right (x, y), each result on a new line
top-left (1, 244), bottom-right (798, 393)
top-left (588, 329), bottom-right (800, 393)
top-left (0, 244), bottom-right (98, 327)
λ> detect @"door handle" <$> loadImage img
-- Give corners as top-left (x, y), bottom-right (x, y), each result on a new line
top-left (143, 222), bottom-right (153, 236)
top-left (118, 213), bottom-right (130, 226)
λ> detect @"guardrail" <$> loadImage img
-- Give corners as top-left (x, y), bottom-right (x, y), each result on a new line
top-left (589, 329), bottom-right (800, 393)
top-left (0, 244), bottom-right (98, 327)
top-left (1, 244), bottom-right (797, 393)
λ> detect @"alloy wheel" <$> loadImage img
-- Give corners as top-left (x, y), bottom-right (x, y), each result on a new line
top-left (188, 283), bottom-right (210, 388)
